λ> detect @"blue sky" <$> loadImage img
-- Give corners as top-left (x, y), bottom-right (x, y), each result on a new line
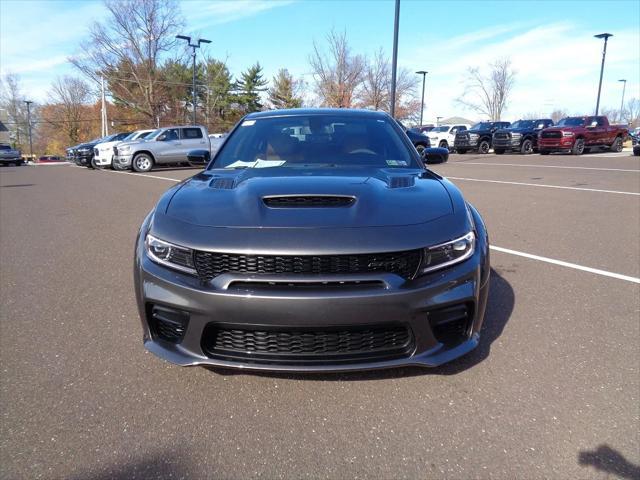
top-left (1, 0), bottom-right (638, 121)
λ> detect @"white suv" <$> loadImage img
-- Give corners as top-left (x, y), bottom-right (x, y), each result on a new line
top-left (93, 129), bottom-right (155, 168)
top-left (427, 124), bottom-right (471, 150)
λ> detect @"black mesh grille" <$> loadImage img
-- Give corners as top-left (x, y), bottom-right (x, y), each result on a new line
top-left (201, 324), bottom-right (414, 363)
top-left (494, 132), bottom-right (510, 139)
top-left (263, 196), bottom-right (355, 208)
top-left (149, 306), bottom-right (189, 343)
top-left (193, 250), bottom-right (422, 281)
top-left (541, 131), bottom-right (562, 139)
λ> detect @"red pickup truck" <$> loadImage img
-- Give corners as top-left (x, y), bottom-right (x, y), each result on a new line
top-left (538, 116), bottom-right (628, 155)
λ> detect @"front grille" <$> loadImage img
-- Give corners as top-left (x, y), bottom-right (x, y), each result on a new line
top-left (228, 280), bottom-right (385, 290)
top-left (193, 250), bottom-right (422, 281)
top-left (263, 196), bottom-right (355, 208)
top-left (113, 146), bottom-right (118, 156)
top-left (494, 132), bottom-right (510, 140)
top-left (201, 324), bottom-right (414, 364)
top-left (541, 131), bottom-right (562, 139)
top-left (94, 148), bottom-right (99, 156)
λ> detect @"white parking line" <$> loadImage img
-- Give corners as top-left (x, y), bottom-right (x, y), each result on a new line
top-left (98, 168), bottom-right (640, 283)
top-left (446, 176), bottom-right (640, 196)
top-left (491, 246), bottom-right (640, 284)
top-left (449, 162), bottom-right (639, 173)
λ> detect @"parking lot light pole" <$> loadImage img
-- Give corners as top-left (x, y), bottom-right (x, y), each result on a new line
top-left (176, 35), bottom-right (212, 125)
top-left (24, 100), bottom-right (33, 159)
top-left (389, 0), bottom-right (400, 118)
top-left (594, 33), bottom-right (612, 116)
top-left (416, 70), bottom-right (427, 126)
top-left (618, 79), bottom-right (627, 122)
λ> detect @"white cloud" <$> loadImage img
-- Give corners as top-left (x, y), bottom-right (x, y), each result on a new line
top-left (401, 22), bottom-right (640, 121)
top-left (184, 0), bottom-right (294, 29)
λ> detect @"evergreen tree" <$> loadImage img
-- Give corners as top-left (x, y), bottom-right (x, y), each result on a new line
top-left (235, 62), bottom-right (268, 113)
top-left (268, 69), bottom-right (303, 109)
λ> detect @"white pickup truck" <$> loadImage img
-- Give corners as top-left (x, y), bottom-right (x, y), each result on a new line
top-left (427, 124), bottom-right (471, 151)
top-left (93, 129), bottom-right (156, 168)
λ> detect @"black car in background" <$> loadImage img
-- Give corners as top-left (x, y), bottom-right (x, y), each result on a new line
top-left (492, 119), bottom-right (554, 154)
top-left (396, 121), bottom-right (431, 154)
top-left (73, 133), bottom-right (130, 168)
top-left (454, 121), bottom-right (511, 154)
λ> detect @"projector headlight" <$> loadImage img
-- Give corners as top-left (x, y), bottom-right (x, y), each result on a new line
top-left (418, 232), bottom-right (475, 275)
top-left (145, 234), bottom-right (197, 275)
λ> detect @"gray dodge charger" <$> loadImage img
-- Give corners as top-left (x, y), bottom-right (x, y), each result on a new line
top-left (134, 109), bottom-right (490, 372)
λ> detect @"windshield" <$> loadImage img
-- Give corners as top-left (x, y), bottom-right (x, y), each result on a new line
top-left (431, 126), bottom-right (450, 133)
top-left (471, 122), bottom-right (492, 130)
top-left (211, 114), bottom-right (418, 170)
top-left (510, 120), bottom-right (535, 129)
top-left (146, 129), bottom-right (163, 139)
top-left (557, 117), bottom-right (587, 127)
top-left (0, 145), bottom-right (11, 150)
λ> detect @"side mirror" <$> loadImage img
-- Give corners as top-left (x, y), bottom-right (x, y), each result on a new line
top-left (421, 147), bottom-right (449, 165)
top-left (157, 133), bottom-right (167, 141)
top-left (187, 149), bottom-right (210, 167)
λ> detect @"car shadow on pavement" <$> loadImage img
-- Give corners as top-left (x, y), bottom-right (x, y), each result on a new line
top-left (206, 268), bottom-right (514, 381)
top-left (578, 444), bottom-right (640, 480)
top-left (69, 451), bottom-right (194, 480)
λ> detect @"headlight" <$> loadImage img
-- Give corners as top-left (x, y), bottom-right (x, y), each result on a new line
top-left (418, 232), bottom-right (475, 275)
top-left (562, 131), bottom-right (574, 137)
top-left (469, 133), bottom-right (479, 139)
top-left (511, 133), bottom-right (521, 138)
top-left (118, 145), bottom-right (131, 152)
top-left (145, 234), bottom-right (197, 275)
top-left (78, 147), bottom-right (90, 153)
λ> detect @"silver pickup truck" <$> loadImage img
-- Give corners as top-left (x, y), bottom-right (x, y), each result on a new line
top-left (0, 144), bottom-right (23, 166)
top-left (113, 125), bottom-right (209, 172)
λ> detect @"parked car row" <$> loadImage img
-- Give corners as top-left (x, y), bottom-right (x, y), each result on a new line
top-left (66, 126), bottom-right (228, 172)
top-left (447, 115), bottom-right (629, 156)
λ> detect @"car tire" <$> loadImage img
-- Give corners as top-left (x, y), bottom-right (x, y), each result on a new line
top-left (494, 149), bottom-right (505, 155)
top-left (520, 139), bottom-right (533, 155)
top-left (610, 136), bottom-right (623, 153)
top-left (478, 140), bottom-right (490, 154)
top-left (572, 138), bottom-right (585, 155)
top-left (132, 153), bottom-right (154, 172)
top-left (438, 140), bottom-right (448, 149)
top-left (16, 160), bottom-right (24, 166)
top-left (90, 157), bottom-right (101, 169)
top-left (415, 144), bottom-right (426, 155)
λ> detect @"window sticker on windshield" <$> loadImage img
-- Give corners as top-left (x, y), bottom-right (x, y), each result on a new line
top-left (241, 120), bottom-right (256, 126)
top-left (387, 160), bottom-right (408, 166)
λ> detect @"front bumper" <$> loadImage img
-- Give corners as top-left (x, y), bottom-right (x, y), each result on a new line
top-left (454, 138), bottom-right (478, 149)
top-left (492, 138), bottom-right (521, 150)
top-left (113, 154), bottom-right (133, 168)
top-left (134, 217), bottom-right (490, 372)
top-left (93, 152), bottom-right (113, 166)
top-left (538, 137), bottom-right (575, 151)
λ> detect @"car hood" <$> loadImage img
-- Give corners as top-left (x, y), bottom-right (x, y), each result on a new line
top-left (164, 167), bottom-right (454, 228)
top-left (95, 140), bottom-right (121, 150)
top-left (546, 125), bottom-right (585, 131)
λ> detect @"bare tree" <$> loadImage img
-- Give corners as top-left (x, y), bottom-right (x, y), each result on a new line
top-left (550, 109), bottom-right (568, 123)
top-left (457, 58), bottom-right (516, 121)
top-left (70, 0), bottom-right (183, 123)
top-left (0, 73), bottom-right (27, 146)
top-left (357, 50), bottom-right (419, 121)
top-left (308, 29), bottom-right (365, 108)
top-left (359, 48), bottom-right (389, 110)
top-left (47, 76), bottom-right (94, 145)
top-left (624, 98), bottom-right (639, 127)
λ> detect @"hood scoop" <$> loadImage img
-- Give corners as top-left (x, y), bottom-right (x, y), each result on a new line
top-left (387, 176), bottom-right (416, 189)
top-left (263, 195), bottom-right (356, 208)
top-left (210, 177), bottom-right (236, 190)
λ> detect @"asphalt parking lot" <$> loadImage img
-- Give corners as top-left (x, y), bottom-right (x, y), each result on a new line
top-left (1, 151), bottom-right (639, 479)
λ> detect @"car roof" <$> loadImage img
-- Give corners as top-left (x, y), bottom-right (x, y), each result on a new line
top-left (245, 108), bottom-right (391, 120)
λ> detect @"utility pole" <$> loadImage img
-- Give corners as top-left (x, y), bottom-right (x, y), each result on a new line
top-left (24, 100), bottom-right (33, 160)
top-left (176, 35), bottom-right (211, 125)
top-left (389, 0), bottom-right (400, 118)
top-left (101, 76), bottom-right (108, 137)
top-left (594, 33), bottom-right (613, 116)
top-left (618, 79), bottom-right (627, 122)
top-left (416, 70), bottom-right (427, 126)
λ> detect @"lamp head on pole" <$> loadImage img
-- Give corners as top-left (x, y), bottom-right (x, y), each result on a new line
top-left (415, 70), bottom-right (428, 76)
top-left (594, 33), bottom-right (613, 40)
top-left (176, 35), bottom-right (211, 49)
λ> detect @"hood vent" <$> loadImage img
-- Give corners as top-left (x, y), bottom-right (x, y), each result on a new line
top-left (210, 177), bottom-right (236, 190)
top-left (263, 195), bottom-right (355, 208)
top-left (387, 176), bottom-right (415, 189)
